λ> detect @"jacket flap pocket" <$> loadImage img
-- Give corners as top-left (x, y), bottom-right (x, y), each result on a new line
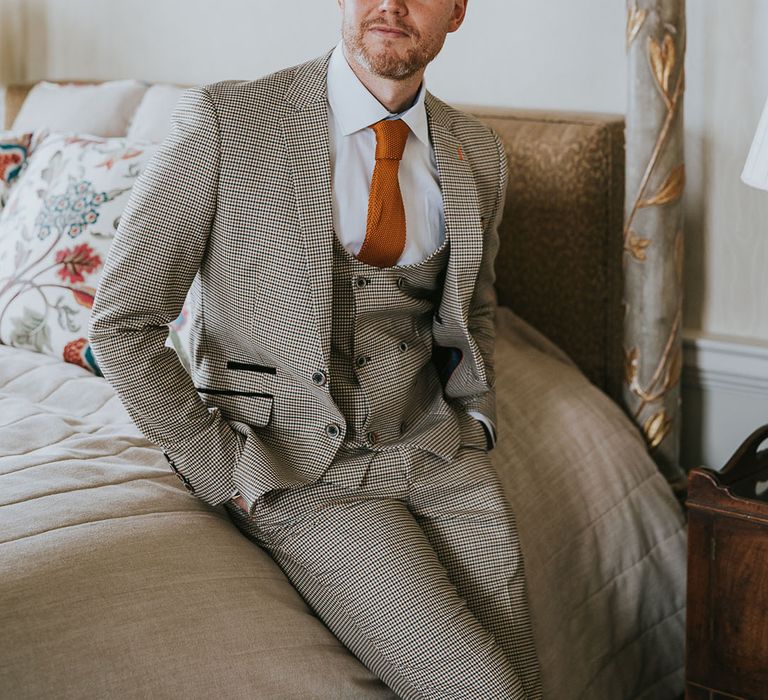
top-left (198, 388), bottom-right (274, 427)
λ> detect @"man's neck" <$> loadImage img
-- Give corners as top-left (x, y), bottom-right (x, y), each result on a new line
top-left (342, 46), bottom-right (424, 114)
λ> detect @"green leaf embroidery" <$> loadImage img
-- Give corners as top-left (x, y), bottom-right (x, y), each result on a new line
top-left (54, 296), bottom-right (80, 332)
top-left (9, 307), bottom-right (52, 353)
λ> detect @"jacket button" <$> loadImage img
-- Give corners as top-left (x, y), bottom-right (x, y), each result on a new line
top-left (367, 431), bottom-right (380, 445)
top-left (355, 276), bottom-right (369, 289)
top-left (398, 341), bottom-right (408, 353)
top-left (325, 423), bottom-right (341, 438)
top-left (312, 370), bottom-right (328, 386)
top-left (356, 355), bottom-right (369, 368)
top-left (175, 471), bottom-right (194, 493)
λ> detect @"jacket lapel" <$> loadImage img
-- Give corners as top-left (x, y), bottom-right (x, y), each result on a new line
top-left (281, 51), bottom-right (335, 364)
top-left (425, 93), bottom-right (483, 330)
top-left (278, 66), bottom-right (484, 369)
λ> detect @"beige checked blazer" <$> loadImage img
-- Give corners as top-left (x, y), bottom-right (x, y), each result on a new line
top-left (89, 50), bottom-right (508, 512)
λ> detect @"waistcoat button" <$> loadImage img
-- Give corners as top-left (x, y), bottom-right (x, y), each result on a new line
top-left (367, 431), bottom-right (379, 445)
top-left (356, 355), bottom-right (369, 368)
top-left (398, 341), bottom-right (408, 353)
top-left (355, 276), bottom-right (369, 289)
top-left (325, 423), bottom-right (341, 438)
top-left (312, 370), bottom-right (328, 386)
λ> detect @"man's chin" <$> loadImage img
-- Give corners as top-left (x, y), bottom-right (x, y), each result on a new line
top-left (360, 47), bottom-right (418, 80)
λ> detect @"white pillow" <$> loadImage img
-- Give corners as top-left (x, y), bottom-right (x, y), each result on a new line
top-left (126, 84), bottom-right (188, 143)
top-left (12, 80), bottom-right (148, 137)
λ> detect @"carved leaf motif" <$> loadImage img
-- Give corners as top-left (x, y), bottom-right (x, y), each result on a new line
top-left (639, 164), bottom-right (685, 207)
top-left (625, 347), bottom-right (639, 385)
top-left (644, 409), bottom-right (672, 449)
top-left (625, 231), bottom-right (652, 261)
top-left (649, 33), bottom-right (676, 97)
top-left (626, 2), bottom-right (647, 49)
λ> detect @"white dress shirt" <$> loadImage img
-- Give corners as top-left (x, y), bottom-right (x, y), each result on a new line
top-left (326, 42), bottom-right (445, 266)
top-left (325, 42), bottom-right (494, 446)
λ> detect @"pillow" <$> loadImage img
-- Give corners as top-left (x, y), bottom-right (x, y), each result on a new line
top-left (12, 80), bottom-right (148, 137)
top-left (0, 131), bottom-right (35, 210)
top-left (0, 132), bottom-right (159, 373)
top-left (126, 85), bottom-right (187, 143)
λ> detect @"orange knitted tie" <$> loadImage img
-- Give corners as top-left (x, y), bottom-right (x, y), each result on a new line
top-left (357, 119), bottom-right (411, 267)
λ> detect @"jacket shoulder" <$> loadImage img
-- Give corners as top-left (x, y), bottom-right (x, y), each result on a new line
top-left (199, 52), bottom-right (330, 118)
top-left (427, 94), bottom-right (501, 151)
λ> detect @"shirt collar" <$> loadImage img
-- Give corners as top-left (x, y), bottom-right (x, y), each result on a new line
top-left (326, 41), bottom-right (430, 148)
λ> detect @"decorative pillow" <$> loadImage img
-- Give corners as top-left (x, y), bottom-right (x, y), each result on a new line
top-left (0, 132), bottom-right (159, 374)
top-left (0, 131), bottom-right (35, 210)
top-left (12, 80), bottom-right (148, 137)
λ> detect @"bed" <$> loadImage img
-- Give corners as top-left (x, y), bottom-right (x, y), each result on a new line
top-left (0, 79), bottom-right (686, 699)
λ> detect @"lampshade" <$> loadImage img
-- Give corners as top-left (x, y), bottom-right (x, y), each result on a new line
top-left (742, 96), bottom-right (768, 191)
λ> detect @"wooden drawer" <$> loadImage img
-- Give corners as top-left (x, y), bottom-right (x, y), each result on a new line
top-left (685, 424), bottom-right (768, 700)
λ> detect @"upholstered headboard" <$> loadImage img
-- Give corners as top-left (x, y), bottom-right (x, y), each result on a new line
top-left (3, 84), bottom-right (625, 404)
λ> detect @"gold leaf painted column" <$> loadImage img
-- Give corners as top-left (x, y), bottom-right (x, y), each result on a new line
top-left (624, 0), bottom-right (687, 493)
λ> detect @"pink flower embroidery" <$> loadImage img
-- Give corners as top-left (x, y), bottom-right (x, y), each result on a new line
top-left (55, 243), bottom-right (102, 284)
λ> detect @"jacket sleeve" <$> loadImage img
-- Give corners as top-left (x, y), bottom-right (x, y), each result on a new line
top-left (89, 86), bottom-right (243, 507)
top-left (457, 129), bottom-right (508, 444)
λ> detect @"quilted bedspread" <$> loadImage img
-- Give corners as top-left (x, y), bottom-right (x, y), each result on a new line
top-left (0, 306), bottom-right (686, 700)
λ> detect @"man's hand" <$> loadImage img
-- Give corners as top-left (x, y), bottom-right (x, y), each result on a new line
top-left (231, 493), bottom-right (249, 514)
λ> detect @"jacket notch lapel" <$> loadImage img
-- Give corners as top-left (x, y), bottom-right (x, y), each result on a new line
top-left (426, 95), bottom-right (483, 327)
top-left (280, 54), bottom-right (335, 364)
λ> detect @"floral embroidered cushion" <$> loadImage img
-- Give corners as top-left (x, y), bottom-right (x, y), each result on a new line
top-left (0, 132), bottom-right (36, 211)
top-left (0, 132), bottom-right (161, 373)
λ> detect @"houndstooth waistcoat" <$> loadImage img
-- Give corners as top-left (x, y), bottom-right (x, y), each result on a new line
top-left (321, 236), bottom-right (465, 491)
top-left (89, 49), bottom-right (509, 514)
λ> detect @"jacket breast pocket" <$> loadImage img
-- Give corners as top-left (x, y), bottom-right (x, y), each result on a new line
top-left (197, 387), bottom-right (274, 427)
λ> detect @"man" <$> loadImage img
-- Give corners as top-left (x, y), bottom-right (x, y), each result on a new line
top-left (90, 1), bottom-right (543, 697)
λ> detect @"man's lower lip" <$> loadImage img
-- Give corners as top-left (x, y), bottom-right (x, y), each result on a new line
top-left (370, 28), bottom-right (408, 38)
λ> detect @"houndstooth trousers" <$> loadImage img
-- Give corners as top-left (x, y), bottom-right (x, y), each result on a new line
top-left (223, 435), bottom-right (543, 700)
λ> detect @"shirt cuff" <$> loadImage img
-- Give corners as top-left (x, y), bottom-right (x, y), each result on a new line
top-left (467, 411), bottom-right (497, 450)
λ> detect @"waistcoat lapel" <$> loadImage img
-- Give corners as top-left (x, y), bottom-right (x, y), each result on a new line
top-left (281, 51), bottom-right (335, 364)
top-left (425, 93), bottom-right (483, 331)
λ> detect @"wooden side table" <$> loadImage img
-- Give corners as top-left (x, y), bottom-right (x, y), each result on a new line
top-left (685, 423), bottom-right (768, 700)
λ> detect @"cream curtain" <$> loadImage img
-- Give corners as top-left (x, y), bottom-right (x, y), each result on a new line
top-left (0, 0), bottom-right (24, 86)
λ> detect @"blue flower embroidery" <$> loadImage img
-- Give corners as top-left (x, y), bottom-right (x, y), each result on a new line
top-left (35, 178), bottom-right (109, 240)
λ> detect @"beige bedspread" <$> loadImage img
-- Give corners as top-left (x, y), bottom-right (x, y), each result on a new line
top-left (0, 306), bottom-right (686, 699)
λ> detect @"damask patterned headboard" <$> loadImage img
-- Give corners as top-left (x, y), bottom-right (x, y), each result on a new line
top-left (2, 84), bottom-right (625, 405)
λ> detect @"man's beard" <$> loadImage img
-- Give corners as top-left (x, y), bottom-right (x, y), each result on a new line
top-left (343, 17), bottom-right (446, 81)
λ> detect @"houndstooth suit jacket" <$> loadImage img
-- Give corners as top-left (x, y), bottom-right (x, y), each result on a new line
top-left (89, 50), bottom-right (509, 513)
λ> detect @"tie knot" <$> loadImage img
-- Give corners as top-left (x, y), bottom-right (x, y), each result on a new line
top-left (371, 119), bottom-right (410, 161)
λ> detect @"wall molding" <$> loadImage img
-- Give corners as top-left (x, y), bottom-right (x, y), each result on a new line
top-left (682, 332), bottom-right (768, 395)
top-left (681, 331), bottom-right (768, 470)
